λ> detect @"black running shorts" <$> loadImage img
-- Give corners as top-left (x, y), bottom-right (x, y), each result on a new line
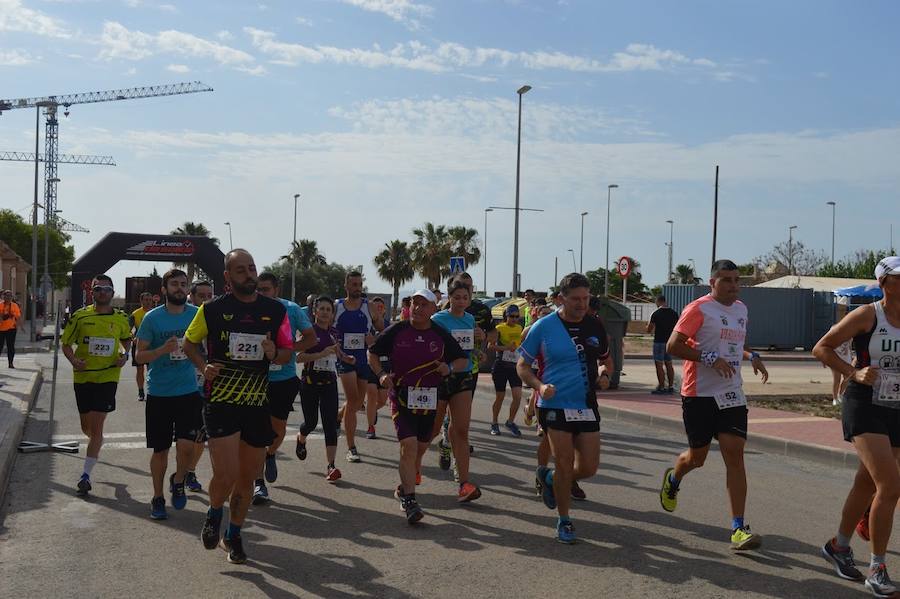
top-left (74, 382), bottom-right (117, 414)
top-left (681, 395), bottom-right (748, 448)
top-left (267, 377), bottom-right (300, 421)
top-left (145, 392), bottom-right (204, 452)
top-left (842, 384), bottom-right (900, 447)
top-left (203, 401), bottom-right (275, 448)
top-left (492, 363), bottom-right (522, 392)
top-left (537, 406), bottom-right (601, 435)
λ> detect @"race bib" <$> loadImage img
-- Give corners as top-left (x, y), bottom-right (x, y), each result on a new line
top-left (452, 329), bottom-right (475, 351)
top-left (714, 388), bottom-right (747, 409)
top-left (876, 372), bottom-right (900, 402)
top-left (502, 350), bottom-right (518, 363)
top-left (228, 332), bottom-right (265, 361)
top-left (314, 355), bottom-right (337, 372)
top-left (407, 386), bottom-right (438, 410)
top-left (88, 337), bottom-right (115, 357)
top-left (169, 339), bottom-right (186, 361)
top-left (343, 333), bottom-right (365, 351)
top-left (563, 408), bottom-right (597, 422)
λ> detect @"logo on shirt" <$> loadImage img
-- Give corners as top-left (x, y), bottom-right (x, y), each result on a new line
top-left (223, 314), bottom-right (233, 321)
top-left (430, 341), bottom-right (438, 353)
top-left (262, 316), bottom-right (271, 321)
top-left (415, 335), bottom-right (424, 343)
top-left (720, 315), bottom-right (729, 326)
top-left (878, 327), bottom-right (889, 334)
top-left (585, 336), bottom-right (600, 347)
top-left (880, 355), bottom-right (898, 369)
top-left (738, 318), bottom-right (745, 329)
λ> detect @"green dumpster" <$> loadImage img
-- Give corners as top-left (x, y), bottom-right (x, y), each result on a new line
top-left (594, 297), bottom-right (630, 389)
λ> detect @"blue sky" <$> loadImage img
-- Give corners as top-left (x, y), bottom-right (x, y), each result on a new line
top-left (2, 0), bottom-right (899, 296)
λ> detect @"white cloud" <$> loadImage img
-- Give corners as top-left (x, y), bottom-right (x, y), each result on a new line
top-left (166, 63), bottom-right (190, 73)
top-left (295, 16), bottom-right (313, 26)
top-left (0, 49), bottom-right (36, 66)
top-left (0, 0), bottom-right (70, 38)
top-left (216, 29), bottom-right (233, 41)
top-left (338, 0), bottom-right (433, 30)
top-left (98, 21), bottom-right (257, 70)
top-left (245, 29), bottom-right (719, 77)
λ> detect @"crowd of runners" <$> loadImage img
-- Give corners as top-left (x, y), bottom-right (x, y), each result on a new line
top-left (57, 249), bottom-right (900, 597)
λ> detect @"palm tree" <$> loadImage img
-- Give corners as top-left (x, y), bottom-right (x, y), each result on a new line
top-left (446, 226), bottom-right (481, 270)
top-left (170, 222), bottom-right (219, 282)
top-left (674, 264), bottom-right (697, 284)
top-left (281, 239), bottom-right (326, 269)
top-left (374, 240), bottom-right (415, 312)
top-left (411, 223), bottom-right (450, 289)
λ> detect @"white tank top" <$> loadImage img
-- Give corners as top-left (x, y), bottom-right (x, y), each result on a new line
top-left (869, 302), bottom-right (900, 406)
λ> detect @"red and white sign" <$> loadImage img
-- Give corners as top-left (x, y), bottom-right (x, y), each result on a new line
top-left (125, 240), bottom-right (195, 258)
top-left (617, 256), bottom-right (632, 279)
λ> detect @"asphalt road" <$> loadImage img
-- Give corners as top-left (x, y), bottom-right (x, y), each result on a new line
top-left (0, 354), bottom-right (887, 599)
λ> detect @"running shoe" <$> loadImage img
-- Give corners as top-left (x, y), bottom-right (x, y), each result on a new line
top-left (537, 425), bottom-right (544, 438)
top-left (264, 453), bottom-right (278, 483)
top-left (169, 473), bottom-right (187, 510)
top-left (252, 479), bottom-right (269, 505)
top-left (76, 474), bottom-right (91, 497)
top-left (556, 520), bottom-right (576, 544)
top-left (346, 447), bottom-right (361, 463)
top-left (458, 482), bottom-right (482, 503)
top-left (201, 514), bottom-right (222, 550)
top-left (535, 475), bottom-right (542, 497)
top-left (489, 423), bottom-right (501, 436)
top-left (138, 391), bottom-right (145, 402)
top-left (394, 484), bottom-right (404, 502)
top-left (185, 471), bottom-right (202, 493)
top-left (651, 387), bottom-right (667, 395)
top-left (571, 481), bottom-right (587, 501)
top-left (730, 525), bottom-right (762, 551)
top-left (659, 467), bottom-right (678, 513)
top-left (438, 440), bottom-right (452, 471)
top-left (221, 534), bottom-right (247, 564)
top-left (857, 506), bottom-right (871, 541)
top-left (505, 421), bottom-right (522, 437)
top-left (469, 445), bottom-right (474, 455)
top-left (535, 466), bottom-right (556, 510)
top-left (416, 471), bottom-right (422, 486)
top-left (821, 538), bottom-right (864, 581)
top-left (150, 496), bottom-right (167, 520)
top-left (295, 439), bottom-right (307, 461)
top-left (326, 465), bottom-right (342, 483)
top-left (666, 387), bottom-right (675, 394)
top-left (365, 425), bottom-right (377, 440)
top-left (401, 496), bottom-right (424, 524)
top-left (867, 564), bottom-right (898, 598)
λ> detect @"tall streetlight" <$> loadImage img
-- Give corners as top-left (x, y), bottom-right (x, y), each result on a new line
top-left (31, 102), bottom-right (52, 341)
top-left (483, 208), bottom-right (493, 294)
top-left (224, 221), bottom-right (233, 250)
top-left (826, 201), bottom-right (836, 265)
top-left (42, 176), bottom-right (60, 328)
top-left (512, 84), bottom-right (532, 297)
top-left (579, 211), bottom-right (588, 273)
top-left (665, 219), bottom-right (674, 282)
top-left (291, 193), bottom-right (300, 302)
top-left (603, 183), bottom-right (619, 296)
top-left (788, 225), bottom-right (798, 275)
top-left (568, 249), bottom-right (576, 271)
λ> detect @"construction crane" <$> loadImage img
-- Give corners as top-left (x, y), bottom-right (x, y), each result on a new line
top-left (0, 152), bottom-right (116, 166)
top-left (0, 81), bottom-right (212, 338)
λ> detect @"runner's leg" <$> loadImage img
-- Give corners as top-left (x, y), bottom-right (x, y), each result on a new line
top-left (507, 386), bottom-right (523, 424)
top-left (718, 433), bottom-right (748, 520)
top-left (207, 433), bottom-right (240, 510)
top-left (852, 434), bottom-right (900, 556)
top-left (546, 428), bottom-right (576, 519)
top-left (448, 391), bottom-right (473, 483)
top-left (232, 441), bottom-right (266, 526)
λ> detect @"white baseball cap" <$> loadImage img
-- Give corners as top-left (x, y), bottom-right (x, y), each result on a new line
top-left (875, 256), bottom-right (900, 280)
top-left (411, 289), bottom-right (437, 303)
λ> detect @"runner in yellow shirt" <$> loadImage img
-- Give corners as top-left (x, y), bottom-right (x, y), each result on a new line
top-left (61, 274), bottom-right (132, 497)
top-left (130, 292), bottom-right (155, 401)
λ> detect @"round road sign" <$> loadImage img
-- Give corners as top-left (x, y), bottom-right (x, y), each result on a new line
top-left (617, 256), bottom-right (632, 279)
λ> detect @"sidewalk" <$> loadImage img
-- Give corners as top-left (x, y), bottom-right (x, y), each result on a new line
top-left (0, 361), bottom-right (43, 504)
top-left (11, 320), bottom-right (55, 354)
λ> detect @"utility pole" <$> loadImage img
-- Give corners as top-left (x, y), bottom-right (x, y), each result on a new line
top-left (291, 194), bottom-right (299, 302)
top-left (712, 165), bottom-right (719, 267)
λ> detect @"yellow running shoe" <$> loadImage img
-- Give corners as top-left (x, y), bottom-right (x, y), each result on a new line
top-left (730, 525), bottom-right (762, 551)
top-left (659, 467), bottom-right (679, 513)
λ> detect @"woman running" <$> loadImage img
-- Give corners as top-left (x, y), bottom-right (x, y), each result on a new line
top-left (489, 305), bottom-right (525, 437)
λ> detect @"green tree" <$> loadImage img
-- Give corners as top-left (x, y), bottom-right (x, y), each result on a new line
top-left (264, 259), bottom-right (354, 307)
top-left (282, 239), bottom-right (327, 269)
top-left (817, 250), bottom-right (894, 279)
top-left (585, 260), bottom-right (648, 300)
top-left (674, 263), bottom-right (699, 284)
top-left (753, 240), bottom-right (827, 276)
top-left (0, 209), bottom-right (74, 288)
top-left (411, 222), bottom-right (450, 289)
top-left (374, 240), bottom-right (415, 313)
top-left (446, 226), bottom-right (481, 269)
top-left (170, 221), bottom-right (219, 281)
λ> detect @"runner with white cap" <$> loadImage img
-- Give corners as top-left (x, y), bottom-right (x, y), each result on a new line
top-left (815, 256), bottom-right (900, 597)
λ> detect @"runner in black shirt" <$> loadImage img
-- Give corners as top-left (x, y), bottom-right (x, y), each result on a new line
top-left (647, 295), bottom-right (678, 394)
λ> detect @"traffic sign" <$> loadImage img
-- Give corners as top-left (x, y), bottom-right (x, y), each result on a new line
top-left (450, 256), bottom-right (466, 274)
top-left (617, 256), bottom-right (632, 279)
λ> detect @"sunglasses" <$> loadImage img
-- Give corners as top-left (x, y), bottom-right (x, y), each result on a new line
top-left (92, 285), bottom-right (114, 293)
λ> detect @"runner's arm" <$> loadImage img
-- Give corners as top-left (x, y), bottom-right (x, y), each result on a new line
top-left (294, 326), bottom-right (317, 352)
top-left (183, 339), bottom-right (206, 372)
top-left (813, 305), bottom-right (875, 379)
top-left (135, 337), bottom-right (176, 364)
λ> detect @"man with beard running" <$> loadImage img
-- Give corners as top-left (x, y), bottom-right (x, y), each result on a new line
top-left (135, 269), bottom-right (202, 520)
top-left (184, 249), bottom-right (294, 564)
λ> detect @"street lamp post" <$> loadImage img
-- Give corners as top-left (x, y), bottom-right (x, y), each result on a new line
top-left (568, 249), bottom-right (576, 271)
top-left (604, 184), bottom-right (619, 296)
top-left (224, 222), bottom-right (233, 250)
top-left (512, 84), bottom-right (531, 297)
top-left (483, 208), bottom-right (493, 295)
top-left (788, 225), bottom-right (798, 275)
top-left (826, 201), bottom-right (836, 265)
top-left (666, 219), bottom-right (674, 282)
top-left (42, 176), bottom-right (60, 328)
top-left (579, 211), bottom-right (588, 272)
top-left (291, 194), bottom-right (299, 302)
top-left (30, 104), bottom-right (41, 342)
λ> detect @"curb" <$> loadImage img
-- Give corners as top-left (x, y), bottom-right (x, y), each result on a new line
top-left (624, 353), bottom-right (818, 362)
top-left (0, 368), bottom-right (43, 509)
top-left (598, 403), bottom-right (859, 470)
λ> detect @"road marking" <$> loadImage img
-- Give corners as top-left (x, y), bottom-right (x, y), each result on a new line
top-left (749, 417), bottom-right (828, 424)
top-left (53, 428), bottom-right (325, 448)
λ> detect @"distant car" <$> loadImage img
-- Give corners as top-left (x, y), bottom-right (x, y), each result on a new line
top-left (491, 297), bottom-right (529, 321)
top-left (479, 297), bottom-right (506, 309)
